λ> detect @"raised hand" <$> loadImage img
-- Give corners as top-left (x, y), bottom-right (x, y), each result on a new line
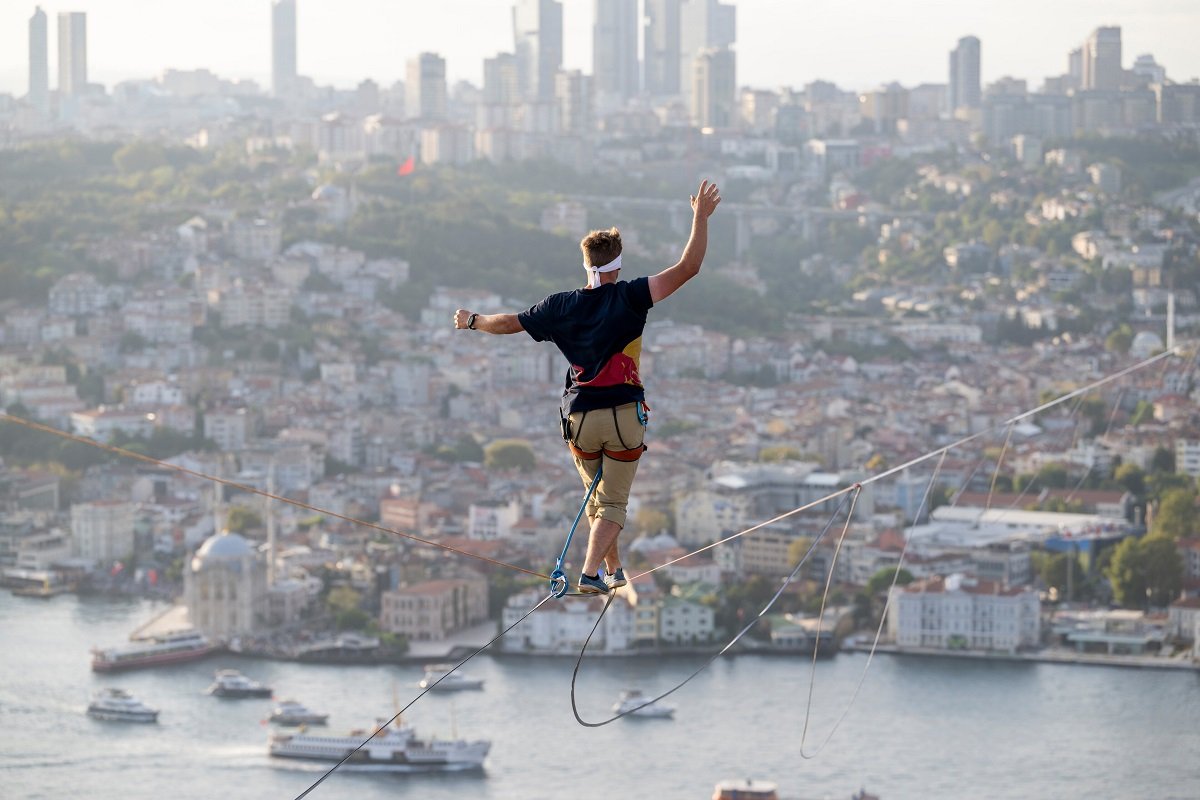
top-left (690, 179), bottom-right (722, 219)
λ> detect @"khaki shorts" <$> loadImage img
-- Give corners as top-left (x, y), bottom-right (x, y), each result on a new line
top-left (566, 402), bottom-right (646, 529)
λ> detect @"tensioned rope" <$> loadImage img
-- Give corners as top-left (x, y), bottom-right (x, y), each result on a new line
top-left (631, 346), bottom-right (1181, 581)
top-left (0, 412), bottom-right (551, 580)
top-left (291, 591), bottom-right (555, 799)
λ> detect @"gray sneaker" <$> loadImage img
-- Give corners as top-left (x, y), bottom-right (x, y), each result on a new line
top-left (605, 568), bottom-right (627, 589)
top-left (578, 573), bottom-right (610, 595)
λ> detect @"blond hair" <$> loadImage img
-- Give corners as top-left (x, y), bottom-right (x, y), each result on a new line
top-left (580, 227), bottom-right (622, 268)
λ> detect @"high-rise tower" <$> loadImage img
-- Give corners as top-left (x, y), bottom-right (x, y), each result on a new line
top-left (678, 0), bottom-right (734, 106)
top-left (57, 11), bottom-right (87, 97)
top-left (593, 0), bottom-right (639, 102)
top-left (272, 0), bottom-right (298, 97)
top-left (949, 35), bottom-right (981, 111)
top-left (28, 7), bottom-right (49, 110)
top-left (407, 52), bottom-right (448, 120)
top-left (513, 0), bottom-right (563, 102)
top-left (1082, 26), bottom-right (1122, 91)
top-left (643, 0), bottom-right (681, 96)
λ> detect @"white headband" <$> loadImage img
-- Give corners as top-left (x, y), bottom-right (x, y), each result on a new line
top-left (584, 254), bottom-right (622, 288)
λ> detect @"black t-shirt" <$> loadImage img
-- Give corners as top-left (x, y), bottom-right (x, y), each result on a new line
top-left (517, 277), bottom-right (654, 413)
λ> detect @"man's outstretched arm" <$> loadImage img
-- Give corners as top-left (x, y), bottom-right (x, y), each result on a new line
top-left (453, 309), bottom-right (524, 334)
top-left (648, 179), bottom-right (722, 304)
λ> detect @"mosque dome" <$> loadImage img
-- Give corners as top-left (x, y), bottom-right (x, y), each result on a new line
top-left (191, 530), bottom-right (255, 571)
top-left (1130, 330), bottom-right (1164, 358)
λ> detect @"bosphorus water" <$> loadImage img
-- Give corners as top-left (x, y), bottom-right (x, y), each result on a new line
top-left (2, 591), bottom-right (1198, 800)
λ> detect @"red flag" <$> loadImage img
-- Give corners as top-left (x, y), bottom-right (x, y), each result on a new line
top-left (397, 156), bottom-right (415, 177)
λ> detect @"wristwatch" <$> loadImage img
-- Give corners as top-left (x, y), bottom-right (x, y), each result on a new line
top-left (467, 312), bottom-right (478, 330)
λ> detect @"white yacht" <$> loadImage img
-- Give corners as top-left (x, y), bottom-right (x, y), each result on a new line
top-left (417, 663), bottom-right (484, 692)
top-left (269, 700), bottom-right (329, 726)
top-left (207, 669), bottom-right (273, 698)
top-left (86, 688), bottom-right (159, 723)
top-left (269, 719), bottom-right (489, 771)
top-left (612, 689), bottom-right (674, 719)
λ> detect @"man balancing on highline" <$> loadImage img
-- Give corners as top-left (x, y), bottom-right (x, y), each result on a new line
top-left (453, 179), bottom-right (722, 595)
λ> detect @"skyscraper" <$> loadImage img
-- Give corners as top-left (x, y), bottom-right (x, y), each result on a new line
top-left (691, 47), bottom-right (735, 128)
top-left (483, 53), bottom-right (520, 106)
top-left (1082, 26), bottom-right (1122, 91)
top-left (28, 6), bottom-right (48, 110)
top-left (679, 0), bottom-right (735, 105)
top-left (556, 69), bottom-right (593, 134)
top-left (513, 0), bottom-right (563, 102)
top-left (406, 52), bottom-right (447, 120)
top-left (949, 35), bottom-right (981, 111)
top-left (272, 0), bottom-right (298, 98)
top-left (56, 11), bottom-right (87, 97)
top-left (593, 0), bottom-right (639, 102)
top-left (644, 0), bottom-right (681, 96)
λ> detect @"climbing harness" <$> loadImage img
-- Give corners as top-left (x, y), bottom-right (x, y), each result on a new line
top-left (549, 464), bottom-right (603, 598)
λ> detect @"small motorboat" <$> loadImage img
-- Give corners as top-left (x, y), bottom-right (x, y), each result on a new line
top-left (612, 689), bottom-right (674, 719)
top-left (418, 663), bottom-right (484, 692)
top-left (207, 669), bottom-right (273, 698)
top-left (269, 699), bottom-right (329, 726)
top-left (87, 688), bottom-right (159, 723)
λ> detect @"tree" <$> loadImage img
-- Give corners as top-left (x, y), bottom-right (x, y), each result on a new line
top-left (484, 439), bottom-right (536, 472)
top-left (786, 537), bottom-right (815, 568)
top-left (1149, 446), bottom-right (1175, 475)
top-left (866, 566), bottom-right (915, 596)
top-left (1035, 550), bottom-right (1086, 600)
top-left (1151, 488), bottom-right (1197, 540)
top-left (224, 506), bottom-right (262, 534)
top-left (1107, 534), bottom-right (1183, 608)
top-left (1114, 462), bottom-right (1146, 497)
top-left (326, 585), bottom-right (362, 615)
top-left (1035, 463), bottom-right (1069, 489)
top-left (1104, 324), bottom-right (1134, 354)
top-left (760, 445), bottom-right (801, 462)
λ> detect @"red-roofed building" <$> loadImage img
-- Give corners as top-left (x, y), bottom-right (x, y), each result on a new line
top-left (380, 578), bottom-right (487, 641)
top-left (1167, 596), bottom-right (1200, 641)
top-left (887, 573), bottom-right (1040, 652)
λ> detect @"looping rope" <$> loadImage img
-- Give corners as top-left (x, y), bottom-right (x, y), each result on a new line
top-left (570, 489), bottom-right (859, 728)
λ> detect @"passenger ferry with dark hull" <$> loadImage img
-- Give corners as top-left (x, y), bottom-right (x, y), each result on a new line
top-left (269, 721), bottom-right (489, 772)
top-left (91, 630), bottom-right (218, 672)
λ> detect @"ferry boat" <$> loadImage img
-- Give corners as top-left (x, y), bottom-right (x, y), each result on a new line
top-left (86, 688), bottom-right (159, 723)
top-left (418, 663), bottom-right (484, 692)
top-left (91, 630), bottom-right (218, 673)
top-left (3, 568), bottom-right (73, 598)
top-left (269, 719), bottom-right (490, 771)
top-left (207, 669), bottom-right (273, 698)
top-left (269, 700), bottom-right (329, 726)
top-left (612, 689), bottom-right (674, 719)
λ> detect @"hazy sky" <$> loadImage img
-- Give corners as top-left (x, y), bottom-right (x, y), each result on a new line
top-left (2, 1), bottom-right (1198, 96)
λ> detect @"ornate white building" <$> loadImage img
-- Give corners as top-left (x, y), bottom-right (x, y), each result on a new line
top-left (888, 574), bottom-right (1040, 653)
top-left (184, 531), bottom-right (267, 641)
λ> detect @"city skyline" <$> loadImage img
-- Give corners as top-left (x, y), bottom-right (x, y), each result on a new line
top-left (1, 1), bottom-right (1198, 98)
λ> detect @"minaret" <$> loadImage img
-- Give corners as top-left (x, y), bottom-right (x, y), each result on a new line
top-left (266, 459), bottom-right (276, 586)
top-left (1166, 291), bottom-right (1175, 352)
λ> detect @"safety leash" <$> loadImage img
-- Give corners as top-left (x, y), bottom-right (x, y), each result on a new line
top-left (549, 465), bottom-right (603, 598)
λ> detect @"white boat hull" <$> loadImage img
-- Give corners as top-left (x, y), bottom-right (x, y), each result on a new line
top-left (87, 708), bottom-right (159, 723)
top-left (269, 732), bottom-right (489, 771)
